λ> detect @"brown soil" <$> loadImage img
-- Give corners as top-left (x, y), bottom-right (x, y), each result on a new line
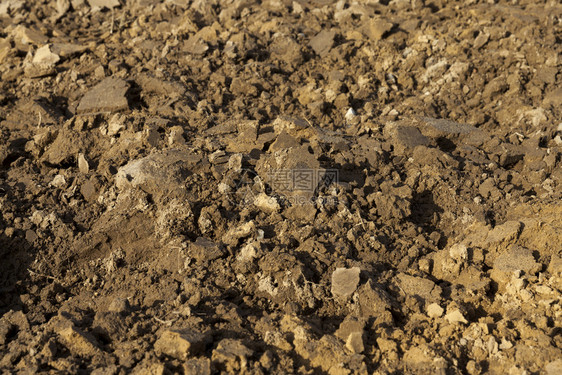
top-left (1, 0), bottom-right (561, 374)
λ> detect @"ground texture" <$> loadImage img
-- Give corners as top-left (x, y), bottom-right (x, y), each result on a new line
top-left (1, 0), bottom-right (562, 374)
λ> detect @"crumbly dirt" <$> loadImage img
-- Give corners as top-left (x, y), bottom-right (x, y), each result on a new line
top-left (1, 0), bottom-right (561, 374)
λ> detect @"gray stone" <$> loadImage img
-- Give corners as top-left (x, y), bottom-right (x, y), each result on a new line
top-left (356, 280), bottom-right (392, 317)
top-left (115, 149), bottom-right (200, 198)
top-left (107, 297), bottom-right (130, 314)
top-left (331, 267), bottom-right (361, 298)
top-left (384, 122), bottom-right (430, 155)
top-left (309, 29), bottom-right (336, 57)
top-left (419, 117), bottom-right (478, 136)
top-left (77, 77), bottom-right (129, 114)
top-left (491, 245), bottom-right (541, 287)
top-left (189, 237), bottom-right (224, 262)
top-left (397, 273), bottom-right (442, 302)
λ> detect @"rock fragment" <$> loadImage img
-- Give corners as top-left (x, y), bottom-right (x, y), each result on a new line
top-left (484, 221), bottom-right (522, 249)
top-left (107, 114), bottom-right (125, 136)
top-left (77, 153), bottom-right (89, 174)
top-left (331, 267), bottom-right (361, 298)
top-left (115, 149), bottom-right (200, 199)
top-left (25, 45), bottom-right (60, 78)
top-left (87, 0), bottom-right (119, 9)
top-left (346, 332), bottom-right (364, 354)
top-left (309, 29), bottom-right (336, 57)
top-left (548, 254), bottom-right (562, 275)
top-left (52, 317), bottom-right (102, 357)
top-left (449, 243), bottom-right (468, 261)
top-left (356, 280), bottom-right (392, 317)
top-left (0, 38), bottom-right (11, 63)
top-left (189, 237), bottom-right (224, 263)
top-left (253, 193), bottom-right (280, 213)
top-left (256, 144), bottom-right (325, 204)
top-left (418, 117), bottom-right (480, 137)
top-left (184, 358), bottom-right (211, 375)
top-left (491, 245), bottom-right (541, 287)
top-left (55, 0), bottom-right (70, 17)
top-left (269, 131), bottom-right (300, 152)
top-left (107, 297), bottom-right (130, 314)
top-left (384, 122), bottom-right (430, 155)
top-left (546, 359), bottom-right (562, 375)
top-left (212, 339), bottom-right (253, 372)
top-left (154, 329), bottom-right (208, 360)
top-left (426, 303), bottom-right (444, 318)
top-left (543, 88), bottom-right (562, 107)
top-left (12, 25), bottom-right (48, 45)
top-left (445, 309), bottom-right (468, 325)
top-left (222, 221), bottom-right (256, 246)
top-left (362, 18), bottom-right (394, 41)
top-left (335, 316), bottom-right (365, 342)
top-left (32, 45), bottom-right (60, 66)
top-left (397, 273), bottom-right (442, 302)
top-left (77, 77), bottom-right (129, 114)
top-left (50, 43), bottom-right (88, 58)
top-left (236, 242), bottom-right (259, 263)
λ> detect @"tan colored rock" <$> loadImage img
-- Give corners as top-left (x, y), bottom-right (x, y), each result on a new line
top-left (546, 359), bottom-right (562, 375)
top-left (53, 318), bottom-right (101, 357)
top-left (548, 254), bottom-right (562, 275)
top-left (154, 329), bottom-right (208, 360)
top-left (32, 45), bottom-right (60, 66)
top-left (356, 280), bottom-right (392, 318)
top-left (189, 237), bottom-right (224, 263)
top-left (397, 273), bottom-right (442, 302)
top-left (309, 29), bottom-right (336, 57)
top-left (445, 309), bottom-right (468, 325)
top-left (131, 359), bottom-right (165, 375)
top-left (253, 193), bottom-right (280, 213)
top-left (335, 316), bottom-right (365, 342)
top-left (212, 339), bottom-right (253, 372)
top-left (237, 242), bottom-right (259, 263)
top-left (484, 221), bottom-right (522, 249)
top-left (346, 332), bottom-right (364, 354)
top-left (269, 131), bottom-right (300, 152)
top-left (78, 153), bottom-right (89, 174)
top-left (331, 267), bottom-right (361, 298)
top-left (449, 243), bottom-right (468, 261)
top-left (107, 114), bottom-right (125, 136)
top-left (88, 0), bottom-right (119, 9)
top-left (50, 43), bottom-right (88, 57)
top-left (0, 38), bottom-right (11, 63)
top-left (12, 25), bottom-right (48, 45)
top-left (183, 358), bottom-right (211, 375)
top-left (427, 303), bottom-right (444, 318)
top-left (222, 221), bottom-right (256, 246)
top-left (362, 18), bottom-right (394, 41)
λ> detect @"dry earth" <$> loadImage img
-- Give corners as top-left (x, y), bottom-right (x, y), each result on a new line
top-left (1, 0), bottom-right (562, 374)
